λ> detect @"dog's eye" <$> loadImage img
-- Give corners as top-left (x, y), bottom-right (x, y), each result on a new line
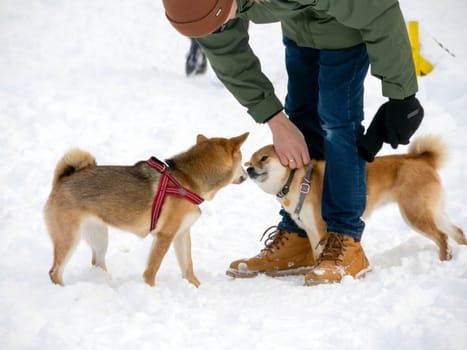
top-left (260, 155), bottom-right (268, 162)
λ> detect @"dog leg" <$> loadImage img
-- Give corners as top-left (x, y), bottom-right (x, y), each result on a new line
top-left (48, 216), bottom-right (82, 286)
top-left (143, 232), bottom-right (174, 286)
top-left (173, 230), bottom-right (200, 287)
top-left (436, 211), bottom-right (467, 245)
top-left (399, 205), bottom-right (452, 261)
top-left (81, 217), bottom-right (108, 271)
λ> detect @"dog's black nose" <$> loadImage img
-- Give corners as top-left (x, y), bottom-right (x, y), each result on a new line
top-left (246, 167), bottom-right (256, 178)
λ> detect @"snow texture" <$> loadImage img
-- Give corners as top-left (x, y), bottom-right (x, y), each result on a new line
top-left (1, 1), bottom-right (466, 349)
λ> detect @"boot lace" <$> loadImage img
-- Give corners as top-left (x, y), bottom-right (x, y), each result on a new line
top-left (259, 226), bottom-right (289, 253)
top-left (316, 232), bottom-right (347, 264)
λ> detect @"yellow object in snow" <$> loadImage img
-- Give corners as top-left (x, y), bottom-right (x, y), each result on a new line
top-left (407, 21), bottom-right (434, 76)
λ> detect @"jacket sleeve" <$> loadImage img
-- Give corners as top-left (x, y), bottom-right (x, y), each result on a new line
top-left (197, 18), bottom-right (283, 123)
top-left (299, 0), bottom-right (418, 99)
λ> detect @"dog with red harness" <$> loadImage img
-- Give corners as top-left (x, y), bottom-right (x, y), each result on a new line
top-left (44, 132), bottom-right (249, 287)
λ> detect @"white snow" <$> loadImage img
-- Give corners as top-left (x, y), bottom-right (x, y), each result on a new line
top-left (1, 1), bottom-right (466, 349)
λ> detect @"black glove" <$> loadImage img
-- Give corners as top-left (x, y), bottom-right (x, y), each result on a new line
top-left (357, 105), bottom-right (386, 162)
top-left (385, 95), bottom-right (424, 149)
top-left (357, 95), bottom-right (424, 162)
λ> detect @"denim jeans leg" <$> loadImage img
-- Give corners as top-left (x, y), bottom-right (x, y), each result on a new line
top-left (277, 36), bottom-right (323, 238)
top-left (283, 36), bottom-right (324, 160)
top-left (318, 44), bottom-right (369, 241)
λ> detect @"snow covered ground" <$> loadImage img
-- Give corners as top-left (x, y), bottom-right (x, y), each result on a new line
top-left (1, 1), bottom-right (466, 349)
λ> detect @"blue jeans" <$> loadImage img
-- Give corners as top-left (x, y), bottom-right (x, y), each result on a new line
top-left (277, 37), bottom-right (369, 241)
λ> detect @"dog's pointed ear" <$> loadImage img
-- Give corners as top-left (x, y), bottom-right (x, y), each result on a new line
top-left (231, 132), bottom-right (249, 149)
top-left (196, 134), bottom-right (209, 144)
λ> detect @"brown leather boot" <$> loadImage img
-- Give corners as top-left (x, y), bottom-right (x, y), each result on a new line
top-left (304, 232), bottom-right (370, 286)
top-left (226, 226), bottom-right (315, 278)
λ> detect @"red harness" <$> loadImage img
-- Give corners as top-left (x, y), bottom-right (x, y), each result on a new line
top-left (147, 157), bottom-right (204, 231)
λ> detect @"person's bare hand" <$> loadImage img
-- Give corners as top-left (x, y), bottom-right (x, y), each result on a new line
top-left (267, 111), bottom-right (310, 169)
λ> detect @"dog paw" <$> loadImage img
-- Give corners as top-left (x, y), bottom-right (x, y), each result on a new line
top-left (188, 277), bottom-right (200, 288)
top-left (439, 247), bottom-right (453, 261)
top-left (143, 271), bottom-right (156, 286)
top-left (49, 269), bottom-right (65, 286)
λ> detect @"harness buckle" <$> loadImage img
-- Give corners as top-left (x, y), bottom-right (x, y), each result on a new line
top-left (300, 183), bottom-right (310, 194)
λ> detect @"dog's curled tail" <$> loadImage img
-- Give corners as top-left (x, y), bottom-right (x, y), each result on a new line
top-left (408, 135), bottom-right (449, 169)
top-left (52, 148), bottom-right (96, 185)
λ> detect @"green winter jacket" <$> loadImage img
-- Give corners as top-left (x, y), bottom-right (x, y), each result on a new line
top-left (197, 0), bottom-right (418, 123)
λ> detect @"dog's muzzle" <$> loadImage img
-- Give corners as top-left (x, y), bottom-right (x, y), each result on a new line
top-left (247, 167), bottom-right (257, 178)
top-left (234, 174), bottom-right (247, 184)
top-left (247, 166), bottom-right (267, 182)
top-left (232, 169), bottom-right (248, 184)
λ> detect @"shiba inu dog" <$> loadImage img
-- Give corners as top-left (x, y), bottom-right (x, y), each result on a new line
top-left (44, 132), bottom-right (249, 287)
top-left (245, 135), bottom-right (465, 261)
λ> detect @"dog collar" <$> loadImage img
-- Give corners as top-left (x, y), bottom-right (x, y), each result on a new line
top-left (276, 169), bottom-right (296, 199)
top-left (147, 157), bottom-right (204, 232)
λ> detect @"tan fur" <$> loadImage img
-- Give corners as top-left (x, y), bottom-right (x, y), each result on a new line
top-left (51, 148), bottom-right (96, 186)
top-left (246, 135), bottom-right (465, 262)
top-left (44, 132), bottom-right (249, 287)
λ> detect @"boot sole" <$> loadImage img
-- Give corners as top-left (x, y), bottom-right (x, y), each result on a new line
top-left (304, 266), bottom-right (372, 286)
top-left (226, 266), bottom-right (315, 279)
